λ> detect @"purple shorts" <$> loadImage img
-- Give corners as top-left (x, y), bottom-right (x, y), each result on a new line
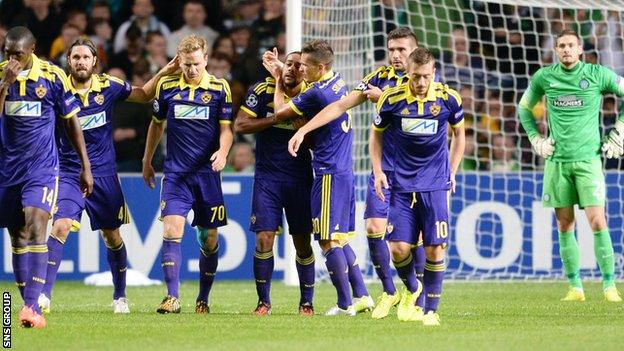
top-left (160, 172), bottom-right (227, 229)
top-left (364, 171), bottom-right (393, 220)
top-left (54, 174), bottom-right (128, 231)
top-left (0, 174), bottom-right (58, 229)
top-left (250, 177), bottom-right (312, 235)
top-left (386, 190), bottom-right (450, 247)
top-left (311, 171), bottom-right (355, 241)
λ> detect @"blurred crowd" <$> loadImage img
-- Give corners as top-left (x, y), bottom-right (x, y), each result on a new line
top-left (1, 1), bottom-right (622, 173)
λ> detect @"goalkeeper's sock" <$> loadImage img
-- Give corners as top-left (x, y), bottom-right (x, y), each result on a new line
top-left (161, 239), bottom-right (181, 298)
top-left (593, 229), bottom-right (615, 290)
top-left (342, 243), bottom-right (369, 298)
top-left (197, 245), bottom-right (218, 303)
top-left (558, 231), bottom-right (583, 290)
top-left (253, 249), bottom-right (274, 304)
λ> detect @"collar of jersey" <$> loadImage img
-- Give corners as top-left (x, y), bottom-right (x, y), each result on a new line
top-left (69, 74), bottom-right (102, 95)
top-left (178, 70), bottom-right (211, 90)
top-left (17, 54), bottom-right (43, 82)
top-left (311, 70), bottom-right (334, 84)
top-left (387, 66), bottom-right (405, 80)
top-left (404, 80), bottom-right (437, 104)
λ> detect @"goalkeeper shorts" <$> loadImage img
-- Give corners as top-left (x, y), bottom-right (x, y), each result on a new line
top-left (542, 158), bottom-right (605, 208)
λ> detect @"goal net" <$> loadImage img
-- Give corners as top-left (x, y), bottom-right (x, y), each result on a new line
top-left (297, 0), bottom-right (624, 281)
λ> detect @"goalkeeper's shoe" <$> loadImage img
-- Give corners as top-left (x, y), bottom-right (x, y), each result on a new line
top-left (299, 302), bottom-right (314, 316)
top-left (352, 295), bottom-right (375, 313)
top-left (38, 293), bottom-right (51, 314)
top-left (324, 305), bottom-right (356, 316)
top-left (252, 301), bottom-right (272, 316)
top-left (195, 300), bottom-right (210, 314)
top-left (422, 311), bottom-right (441, 326)
top-left (604, 286), bottom-right (622, 302)
top-left (156, 295), bottom-right (181, 314)
top-left (19, 305), bottom-right (46, 329)
top-left (371, 292), bottom-right (401, 319)
top-left (113, 297), bottom-right (130, 314)
top-left (561, 288), bottom-right (585, 302)
top-left (397, 284), bottom-right (423, 322)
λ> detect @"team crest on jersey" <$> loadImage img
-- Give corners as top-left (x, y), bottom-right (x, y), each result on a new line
top-left (160, 200), bottom-right (166, 210)
top-left (429, 103), bottom-right (441, 116)
top-left (386, 223), bottom-right (394, 233)
top-left (35, 84), bottom-right (47, 98)
top-left (173, 93), bottom-right (182, 100)
top-left (579, 79), bottom-right (589, 90)
top-left (94, 93), bottom-right (105, 105)
top-left (250, 214), bottom-right (256, 224)
top-left (201, 92), bottom-right (212, 104)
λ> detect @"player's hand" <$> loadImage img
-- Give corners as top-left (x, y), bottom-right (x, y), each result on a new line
top-left (530, 135), bottom-right (555, 159)
top-left (142, 162), bottom-right (156, 189)
top-left (363, 84), bottom-right (383, 103)
top-left (450, 173), bottom-right (456, 193)
top-left (210, 149), bottom-right (228, 172)
top-left (602, 120), bottom-right (624, 159)
top-left (262, 47), bottom-right (283, 79)
top-left (80, 168), bottom-right (94, 197)
top-left (288, 129), bottom-right (306, 157)
top-left (0, 58), bottom-right (20, 87)
top-left (373, 171), bottom-right (389, 202)
top-left (160, 55), bottom-right (180, 76)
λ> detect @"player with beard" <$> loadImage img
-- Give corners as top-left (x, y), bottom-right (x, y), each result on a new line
top-left (38, 38), bottom-right (179, 314)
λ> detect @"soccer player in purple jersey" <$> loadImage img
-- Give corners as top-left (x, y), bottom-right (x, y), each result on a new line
top-left (0, 26), bottom-right (93, 329)
top-left (268, 40), bottom-right (373, 316)
top-left (38, 38), bottom-right (179, 314)
top-left (372, 47), bottom-right (465, 326)
top-left (142, 35), bottom-right (234, 314)
top-left (286, 27), bottom-right (425, 319)
top-left (235, 52), bottom-right (316, 316)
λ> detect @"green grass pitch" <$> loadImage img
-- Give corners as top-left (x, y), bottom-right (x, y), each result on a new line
top-left (3, 281), bottom-right (624, 350)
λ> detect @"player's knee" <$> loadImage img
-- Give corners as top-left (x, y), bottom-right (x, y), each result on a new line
top-left (8, 230), bottom-right (28, 247)
top-left (101, 229), bottom-right (123, 248)
top-left (365, 219), bottom-right (386, 237)
top-left (292, 235), bottom-right (313, 257)
top-left (255, 231), bottom-right (275, 252)
top-left (25, 217), bottom-right (47, 242)
top-left (197, 227), bottom-right (218, 251)
top-left (587, 216), bottom-right (607, 231)
top-left (389, 243), bottom-right (411, 261)
top-left (51, 220), bottom-right (72, 242)
top-left (424, 245), bottom-right (445, 261)
top-left (163, 222), bottom-right (184, 240)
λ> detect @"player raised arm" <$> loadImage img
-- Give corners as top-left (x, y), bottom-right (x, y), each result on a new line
top-left (0, 58), bottom-right (20, 118)
top-left (126, 56), bottom-right (180, 103)
top-left (518, 69), bottom-right (555, 159)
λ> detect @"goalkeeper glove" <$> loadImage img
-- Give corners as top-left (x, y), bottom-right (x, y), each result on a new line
top-left (601, 120), bottom-right (624, 159)
top-left (530, 135), bottom-right (555, 159)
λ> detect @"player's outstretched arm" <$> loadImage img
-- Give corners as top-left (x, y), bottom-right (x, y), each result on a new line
top-left (142, 119), bottom-right (166, 189)
top-left (369, 127), bottom-right (388, 202)
top-left (211, 123), bottom-right (234, 172)
top-left (0, 59), bottom-right (20, 118)
top-left (288, 91), bottom-right (366, 156)
top-left (127, 56), bottom-right (180, 102)
top-left (63, 116), bottom-right (94, 196)
top-left (449, 123), bottom-right (465, 193)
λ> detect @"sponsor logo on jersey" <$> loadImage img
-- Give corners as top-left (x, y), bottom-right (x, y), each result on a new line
top-left (553, 95), bottom-right (584, 108)
top-left (173, 93), bottom-right (182, 100)
top-left (153, 100), bottom-right (159, 113)
top-left (4, 101), bottom-right (42, 116)
top-left (401, 107), bottom-right (410, 115)
top-left (401, 118), bottom-right (438, 135)
top-left (79, 111), bottom-right (107, 130)
top-left (173, 104), bottom-right (210, 119)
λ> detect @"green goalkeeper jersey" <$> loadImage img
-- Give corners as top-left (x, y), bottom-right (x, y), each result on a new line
top-left (519, 61), bottom-right (624, 162)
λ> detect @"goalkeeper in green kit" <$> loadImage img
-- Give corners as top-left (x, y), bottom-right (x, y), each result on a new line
top-left (519, 29), bottom-right (622, 302)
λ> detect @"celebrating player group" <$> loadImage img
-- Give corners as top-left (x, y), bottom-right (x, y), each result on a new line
top-left (0, 22), bottom-right (621, 330)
